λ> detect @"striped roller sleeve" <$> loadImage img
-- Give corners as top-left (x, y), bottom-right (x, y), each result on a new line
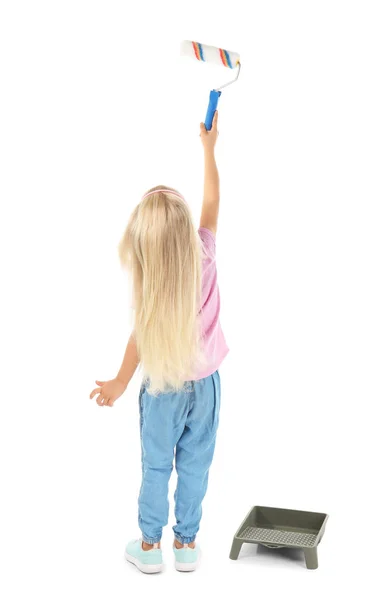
top-left (192, 41), bottom-right (205, 61)
top-left (219, 48), bottom-right (233, 68)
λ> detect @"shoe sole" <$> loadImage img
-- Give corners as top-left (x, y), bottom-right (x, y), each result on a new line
top-left (175, 560), bottom-right (198, 572)
top-left (124, 551), bottom-right (163, 574)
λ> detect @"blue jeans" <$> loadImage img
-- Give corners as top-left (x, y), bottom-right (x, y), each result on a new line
top-left (138, 370), bottom-right (221, 544)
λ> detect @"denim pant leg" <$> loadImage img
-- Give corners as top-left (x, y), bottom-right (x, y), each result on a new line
top-left (173, 371), bottom-right (221, 544)
top-left (138, 384), bottom-right (189, 544)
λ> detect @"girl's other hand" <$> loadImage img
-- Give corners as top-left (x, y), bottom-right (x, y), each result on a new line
top-left (200, 111), bottom-right (219, 151)
top-left (89, 377), bottom-right (127, 407)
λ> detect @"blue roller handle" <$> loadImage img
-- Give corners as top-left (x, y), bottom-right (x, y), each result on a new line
top-left (205, 90), bottom-right (221, 131)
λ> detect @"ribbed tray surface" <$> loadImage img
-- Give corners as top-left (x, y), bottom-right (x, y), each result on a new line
top-left (240, 526), bottom-right (317, 548)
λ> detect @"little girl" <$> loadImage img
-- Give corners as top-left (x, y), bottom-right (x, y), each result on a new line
top-left (90, 112), bottom-right (228, 573)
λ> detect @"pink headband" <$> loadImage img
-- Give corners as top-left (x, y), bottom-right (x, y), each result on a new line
top-left (142, 189), bottom-right (185, 201)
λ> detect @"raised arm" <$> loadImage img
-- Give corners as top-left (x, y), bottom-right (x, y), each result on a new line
top-left (200, 111), bottom-right (219, 235)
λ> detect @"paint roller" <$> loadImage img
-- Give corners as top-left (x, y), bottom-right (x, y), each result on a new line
top-left (180, 40), bottom-right (241, 131)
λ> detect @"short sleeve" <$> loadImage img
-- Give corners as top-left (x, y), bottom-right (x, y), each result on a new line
top-left (198, 227), bottom-right (216, 258)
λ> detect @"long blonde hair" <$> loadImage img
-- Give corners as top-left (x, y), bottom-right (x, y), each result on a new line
top-left (118, 185), bottom-right (204, 394)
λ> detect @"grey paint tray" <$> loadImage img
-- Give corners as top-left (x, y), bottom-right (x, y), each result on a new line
top-left (230, 506), bottom-right (328, 569)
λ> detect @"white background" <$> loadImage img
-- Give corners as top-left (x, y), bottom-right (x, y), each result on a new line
top-left (1, 1), bottom-right (390, 598)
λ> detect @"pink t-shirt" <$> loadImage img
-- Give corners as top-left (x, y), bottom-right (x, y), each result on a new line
top-left (194, 228), bottom-right (229, 380)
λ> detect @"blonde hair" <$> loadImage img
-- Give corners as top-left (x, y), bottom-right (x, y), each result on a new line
top-left (118, 185), bottom-right (204, 395)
